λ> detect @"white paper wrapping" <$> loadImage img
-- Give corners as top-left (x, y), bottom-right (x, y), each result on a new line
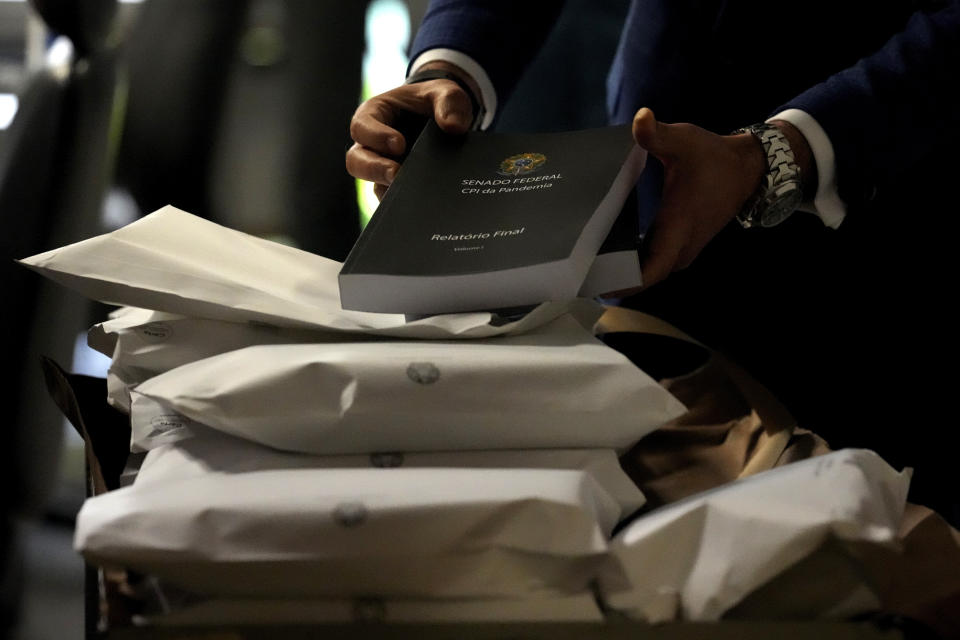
top-left (145, 593), bottom-right (604, 625)
top-left (128, 314), bottom-right (686, 455)
top-left (88, 308), bottom-right (368, 412)
top-left (132, 425), bottom-right (645, 516)
top-left (598, 449), bottom-right (911, 622)
top-left (20, 205), bottom-right (603, 338)
top-left (75, 467), bottom-right (615, 599)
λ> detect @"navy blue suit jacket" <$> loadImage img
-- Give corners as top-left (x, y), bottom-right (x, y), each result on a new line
top-left (410, 1), bottom-right (959, 516)
top-left (411, 0), bottom-right (957, 211)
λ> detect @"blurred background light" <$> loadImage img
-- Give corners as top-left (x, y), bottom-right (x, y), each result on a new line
top-left (0, 92), bottom-right (16, 128)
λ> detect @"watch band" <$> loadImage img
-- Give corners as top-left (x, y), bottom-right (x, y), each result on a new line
top-left (405, 68), bottom-right (485, 130)
top-left (733, 123), bottom-right (803, 228)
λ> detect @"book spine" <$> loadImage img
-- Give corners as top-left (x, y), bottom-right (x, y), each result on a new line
top-left (341, 179), bottom-right (396, 272)
top-left (341, 121), bottom-right (435, 273)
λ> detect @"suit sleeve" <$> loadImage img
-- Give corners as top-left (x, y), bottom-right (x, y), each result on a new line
top-left (777, 1), bottom-right (960, 208)
top-left (409, 0), bottom-right (565, 111)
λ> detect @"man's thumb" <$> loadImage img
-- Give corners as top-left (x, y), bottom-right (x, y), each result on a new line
top-left (632, 107), bottom-right (665, 155)
top-left (434, 91), bottom-right (473, 133)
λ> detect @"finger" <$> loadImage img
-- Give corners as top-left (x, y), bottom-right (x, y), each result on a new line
top-left (374, 183), bottom-right (388, 200)
top-left (345, 142), bottom-right (400, 185)
top-left (639, 203), bottom-right (689, 288)
top-left (350, 101), bottom-right (406, 156)
top-left (351, 80), bottom-right (473, 156)
top-left (632, 107), bottom-right (684, 161)
top-left (425, 81), bottom-right (474, 134)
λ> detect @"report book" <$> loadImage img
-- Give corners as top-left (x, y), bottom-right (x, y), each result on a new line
top-left (578, 189), bottom-right (642, 298)
top-left (339, 121), bottom-right (646, 314)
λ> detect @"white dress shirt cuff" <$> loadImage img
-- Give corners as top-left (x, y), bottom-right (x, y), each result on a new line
top-left (409, 48), bottom-right (498, 130)
top-left (767, 108), bottom-right (846, 229)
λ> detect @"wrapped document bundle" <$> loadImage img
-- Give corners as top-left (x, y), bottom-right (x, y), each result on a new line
top-left (598, 449), bottom-right (911, 622)
top-left (88, 303), bottom-right (604, 413)
top-left (128, 315), bottom-right (686, 455)
top-left (88, 307), bottom-right (365, 412)
top-left (132, 426), bottom-right (646, 516)
top-left (75, 467), bottom-right (615, 599)
top-left (20, 205), bottom-right (603, 339)
top-left (145, 593), bottom-right (604, 625)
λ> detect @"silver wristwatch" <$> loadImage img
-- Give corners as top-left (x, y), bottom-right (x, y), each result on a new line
top-left (733, 122), bottom-right (803, 228)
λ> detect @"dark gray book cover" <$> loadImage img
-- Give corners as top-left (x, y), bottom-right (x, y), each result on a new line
top-left (340, 121), bottom-right (645, 314)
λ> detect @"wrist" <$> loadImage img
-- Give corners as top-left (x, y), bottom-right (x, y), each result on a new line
top-left (730, 131), bottom-right (768, 207)
top-left (415, 61), bottom-right (485, 116)
top-left (731, 122), bottom-right (805, 228)
top-left (769, 119), bottom-right (817, 199)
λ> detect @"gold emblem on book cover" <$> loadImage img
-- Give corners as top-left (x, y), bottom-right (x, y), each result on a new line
top-left (498, 152), bottom-right (546, 176)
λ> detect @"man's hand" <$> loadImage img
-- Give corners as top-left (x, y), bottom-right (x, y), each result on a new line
top-left (346, 62), bottom-right (478, 199)
top-left (629, 107), bottom-right (770, 290)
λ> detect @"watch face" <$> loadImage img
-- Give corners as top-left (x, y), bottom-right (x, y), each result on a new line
top-left (760, 184), bottom-right (803, 227)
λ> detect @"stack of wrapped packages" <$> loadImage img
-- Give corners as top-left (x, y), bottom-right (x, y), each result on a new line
top-left (20, 206), bottom-right (926, 627)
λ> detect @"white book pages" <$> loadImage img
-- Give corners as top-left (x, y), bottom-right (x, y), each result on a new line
top-left (133, 427), bottom-right (645, 517)
top-left (128, 315), bottom-right (686, 455)
top-left (578, 247), bottom-right (643, 298)
top-left (20, 205), bottom-right (603, 338)
top-left (75, 467), bottom-right (614, 599)
top-left (598, 449), bottom-right (910, 622)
